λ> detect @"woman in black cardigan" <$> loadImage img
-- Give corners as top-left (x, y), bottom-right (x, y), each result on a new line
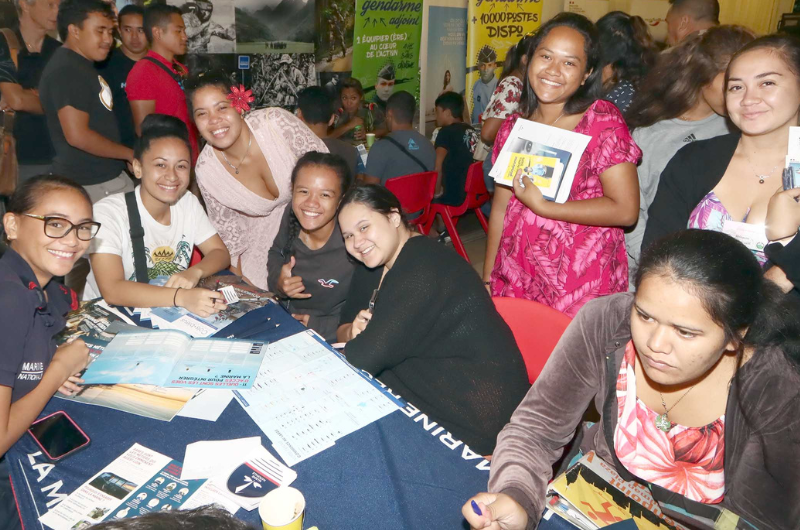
top-left (336, 185), bottom-right (530, 455)
top-left (642, 35), bottom-right (800, 260)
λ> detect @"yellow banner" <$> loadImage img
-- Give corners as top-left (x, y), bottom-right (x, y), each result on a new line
top-left (465, 0), bottom-right (542, 124)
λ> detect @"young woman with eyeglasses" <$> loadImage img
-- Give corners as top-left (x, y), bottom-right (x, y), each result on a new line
top-left (0, 175), bottom-right (95, 523)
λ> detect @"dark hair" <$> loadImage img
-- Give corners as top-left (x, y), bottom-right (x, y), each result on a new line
top-left (340, 77), bottom-right (365, 98)
top-left (726, 34), bottom-right (800, 88)
top-left (386, 91), bottom-right (415, 124)
top-left (338, 183), bottom-right (410, 229)
top-left (669, 0), bottom-right (720, 24)
top-left (297, 86), bottom-right (334, 125)
top-left (627, 25), bottom-right (755, 129)
top-left (518, 13), bottom-right (603, 118)
top-left (7, 174), bottom-right (91, 215)
top-left (88, 505), bottom-right (254, 530)
top-left (635, 229), bottom-right (800, 374)
top-left (281, 152), bottom-right (354, 259)
top-left (500, 35), bottom-right (535, 80)
top-left (434, 91), bottom-right (465, 119)
top-left (57, 0), bottom-right (115, 42)
top-left (597, 12), bottom-right (658, 90)
top-left (143, 3), bottom-right (181, 43)
top-left (133, 114), bottom-right (191, 161)
top-left (185, 70), bottom-right (231, 117)
top-left (118, 4), bottom-right (144, 24)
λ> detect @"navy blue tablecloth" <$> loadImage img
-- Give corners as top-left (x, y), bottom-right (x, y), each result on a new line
top-left (8, 303), bottom-right (490, 529)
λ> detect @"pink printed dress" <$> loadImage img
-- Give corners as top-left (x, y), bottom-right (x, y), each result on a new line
top-left (489, 100), bottom-right (642, 317)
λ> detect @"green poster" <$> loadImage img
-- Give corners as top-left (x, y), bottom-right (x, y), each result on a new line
top-left (352, 0), bottom-right (423, 110)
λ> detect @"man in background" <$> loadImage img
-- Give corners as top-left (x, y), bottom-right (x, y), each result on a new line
top-left (126, 3), bottom-right (198, 160)
top-left (0, 0), bottom-right (61, 181)
top-left (296, 85), bottom-right (362, 178)
top-left (365, 91), bottom-right (434, 185)
top-left (40, 0), bottom-right (133, 201)
top-left (471, 45), bottom-right (497, 125)
top-left (665, 0), bottom-right (719, 46)
top-left (97, 4), bottom-right (146, 149)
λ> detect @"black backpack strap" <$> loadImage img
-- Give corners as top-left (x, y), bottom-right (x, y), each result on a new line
top-left (383, 136), bottom-right (429, 173)
top-left (142, 56), bottom-right (185, 89)
top-left (125, 191), bottom-right (149, 283)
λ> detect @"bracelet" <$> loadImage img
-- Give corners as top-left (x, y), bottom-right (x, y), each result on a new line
top-left (173, 287), bottom-right (181, 307)
top-left (483, 281), bottom-right (491, 286)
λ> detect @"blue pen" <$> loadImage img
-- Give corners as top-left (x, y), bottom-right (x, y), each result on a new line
top-left (471, 500), bottom-right (483, 516)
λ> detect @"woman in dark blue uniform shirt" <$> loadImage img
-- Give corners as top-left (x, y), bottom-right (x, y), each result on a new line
top-left (0, 176), bottom-right (94, 528)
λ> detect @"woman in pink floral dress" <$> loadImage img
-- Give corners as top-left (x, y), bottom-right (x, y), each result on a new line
top-left (483, 13), bottom-right (641, 317)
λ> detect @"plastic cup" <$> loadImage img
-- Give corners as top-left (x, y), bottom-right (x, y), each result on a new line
top-left (366, 133), bottom-right (376, 148)
top-left (258, 487), bottom-right (305, 530)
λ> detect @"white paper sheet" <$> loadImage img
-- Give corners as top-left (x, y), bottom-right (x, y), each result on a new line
top-left (176, 389), bottom-right (234, 421)
top-left (233, 331), bottom-right (399, 466)
top-left (181, 437), bottom-right (261, 481)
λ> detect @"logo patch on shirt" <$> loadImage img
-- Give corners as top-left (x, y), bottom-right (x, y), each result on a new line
top-left (98, 75), bottom-right (114, 111)
top-left (318, 279), bottom-right (339, 288)
top-left (407, 139), bottom-right (419, 151)
top-left (683, 133), bottom-right (697, 143)
top-left (18, 362), bottom-right (44, 382)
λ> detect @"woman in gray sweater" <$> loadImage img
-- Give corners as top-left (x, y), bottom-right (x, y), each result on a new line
top-left (464, 230), bottom-right (800, 530)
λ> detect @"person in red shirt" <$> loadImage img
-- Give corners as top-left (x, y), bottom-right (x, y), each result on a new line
top-left (125, 3), bottom-right (198, 161)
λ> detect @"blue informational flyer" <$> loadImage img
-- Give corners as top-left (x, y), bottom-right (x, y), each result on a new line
top-left (81, 329), bottom-right (268, 389)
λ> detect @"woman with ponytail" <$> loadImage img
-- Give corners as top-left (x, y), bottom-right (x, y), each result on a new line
top-left (465, 229), bottom-right (800, 530)
top-left (266, 152), bottom-right (355, 342)
top-left (596, 11), bottom-right (658, 114)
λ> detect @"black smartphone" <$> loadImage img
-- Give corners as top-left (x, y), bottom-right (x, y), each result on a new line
top-left (783, 167), bottom-right (795, 191)
top-left (28, 411), bottom-right (90, 461)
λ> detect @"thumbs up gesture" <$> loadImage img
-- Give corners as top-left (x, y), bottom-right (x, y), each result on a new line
top-left (277, 256), bottom-right (312, 299)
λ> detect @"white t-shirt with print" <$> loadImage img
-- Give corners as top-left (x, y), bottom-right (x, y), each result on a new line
top-left (83, 187), bottom-right (218, 300)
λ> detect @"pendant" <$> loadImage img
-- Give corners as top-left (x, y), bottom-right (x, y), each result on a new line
top-left (758, 176), bottom-right (765, 184)
top-left (654, 414), bottom-right (672, 432)
top-left (235, 169), bottom-right (239, 175)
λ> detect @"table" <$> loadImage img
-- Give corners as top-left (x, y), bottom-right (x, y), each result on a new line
top-left (8, 303), bottom-right (491, 529)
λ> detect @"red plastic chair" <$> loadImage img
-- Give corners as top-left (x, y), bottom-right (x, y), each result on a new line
top-left (189, 247), bottom-right (203, 267)
top-left (492, 297), bottom-right (572, 384)
top-left (385, 171), bottom-right (437, 234)
top-left (423, 161), bottom-right (489, 262)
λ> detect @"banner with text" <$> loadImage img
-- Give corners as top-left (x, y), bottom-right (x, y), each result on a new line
top-left (352, 0), bottom-right (424, 111)
top-left (466, 0), bottom-right (542, 124)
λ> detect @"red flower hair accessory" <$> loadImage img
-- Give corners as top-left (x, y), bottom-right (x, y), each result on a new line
top-left (368, 102), bottom-right (376, 111)
top-left (227, 85), bottom-right (254, 114)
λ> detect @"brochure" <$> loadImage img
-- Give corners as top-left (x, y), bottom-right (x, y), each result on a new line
top-left (39, 444), bottom-right (236, 530)
top-left (57, 299), bottom-right (136, 360)
top-left (80, 329), bottom-right (269, 389)
top-left (545, 451), bottom-right (684, 530)
top-left (145, 276), bottom-right (274, 338)
top-left (490, 118), bottom-right (591, 203)
top-left (56, 383), bottom-right (197, 422)
top-left (233, 330), bottom-right (399, 466)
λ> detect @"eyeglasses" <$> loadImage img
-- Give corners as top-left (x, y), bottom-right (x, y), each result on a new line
top-left (24, 214), bottom-right (101, 241)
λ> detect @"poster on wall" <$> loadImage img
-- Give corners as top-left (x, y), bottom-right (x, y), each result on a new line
top-left (465, 0), bottom-right (542, 124)
top-left (186, 53), bottom-right (315, 111)
top-left (235, 0), bottom-right (315, 54)
top-left (629, 0), bottom-right (670, 43)
top-left (352, 0), bottom-right (424, 113)
top-left (563, 0), bottom-right (609, 22)
top-left (167, 0), bottom-right (236, 54)
top-left (315, 0), bottom-right (356, 73)
top-left (422, 4), bottom-right (467, 123)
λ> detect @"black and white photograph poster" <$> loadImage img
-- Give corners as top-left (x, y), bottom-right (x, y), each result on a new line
top-left (168, 0), bottom-right (237, 54)
top-left (235, 0), bottom-right (315, 54)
